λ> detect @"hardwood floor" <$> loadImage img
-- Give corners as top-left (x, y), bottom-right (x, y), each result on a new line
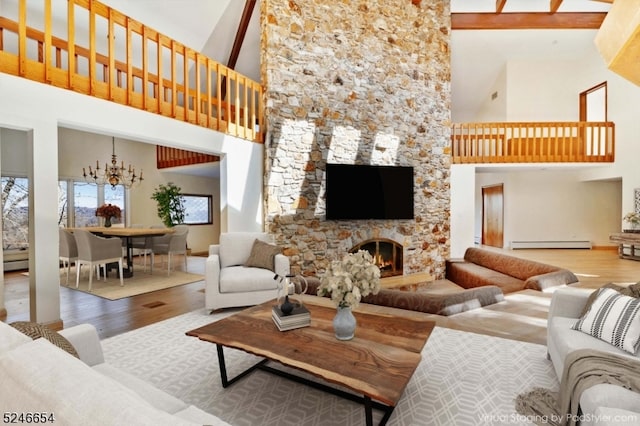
top-left (2, 248), bottom-right (639, 343)
top-left (3, 256), bottom-right (207, 339)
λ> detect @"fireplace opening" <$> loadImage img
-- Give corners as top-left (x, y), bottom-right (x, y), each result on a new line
top-left (349, 238), bottom-right (403, 278)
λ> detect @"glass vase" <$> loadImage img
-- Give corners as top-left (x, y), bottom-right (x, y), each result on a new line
top-left (333, 306), bottom-right (356, 340)
top-left (104, 216), bottom-right (112, 227)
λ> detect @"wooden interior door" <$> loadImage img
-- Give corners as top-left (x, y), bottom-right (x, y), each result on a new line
top-left (482, 184), bottom-right (504, 248)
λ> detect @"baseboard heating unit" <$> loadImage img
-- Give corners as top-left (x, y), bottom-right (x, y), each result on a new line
top-left (511, 241), bottom-right (592, 249)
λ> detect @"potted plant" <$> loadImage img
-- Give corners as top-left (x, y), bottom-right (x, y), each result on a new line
top-left (151, 182), bottom-right (186, 227)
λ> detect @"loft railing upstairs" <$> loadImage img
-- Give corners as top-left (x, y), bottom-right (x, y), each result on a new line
top-left (451, 121), bottom-right (615, 164)
top-left (0, 0), bottom-right (263, 143)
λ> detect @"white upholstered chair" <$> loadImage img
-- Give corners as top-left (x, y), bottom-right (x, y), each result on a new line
top-left (73, 230), bottom-right (123, 291)
top-left (205, 232), bottom-right (290, 311)
top-left (59, 228), bottom-right (78, 286)
top-left (152, 224), bottom-right (189, 276)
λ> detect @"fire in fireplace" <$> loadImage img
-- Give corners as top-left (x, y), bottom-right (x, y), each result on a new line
top-left (349, 238), bottom-right (403, 277)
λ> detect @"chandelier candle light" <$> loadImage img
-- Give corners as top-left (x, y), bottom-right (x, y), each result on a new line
top-left (83, 137), bottom-right (143, 189)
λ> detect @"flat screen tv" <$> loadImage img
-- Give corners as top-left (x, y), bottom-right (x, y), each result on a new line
top-left (325, 164), bottom-right (414, 220)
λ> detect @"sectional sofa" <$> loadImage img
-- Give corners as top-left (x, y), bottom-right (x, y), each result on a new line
top-left (446, 247), bottom-right (579, 293)
top-left (304, 277), bottom-right (505, 315)
top-left (0, 321), bottom-right (228, 425)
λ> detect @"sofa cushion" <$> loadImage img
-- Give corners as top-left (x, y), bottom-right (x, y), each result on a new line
top-left (572, 288), bottom-right (640, 354)
top-left (219, 266), bottom-right (279, 293)
top-left (0, 339), bottom-right (200, 425)
top-left (463, 247), bottom-right (558, 281)
top-left (446, 261), bottom-right (525, 293)
top-left (219, 232), bottom-right (270, 268)
top-left (0, 320), bottom-right (31, 354)
top-left (304, 277), bottom-right (505, 315)
top-left (244, 238), bottom-right (281, 272)
top-left (524, 269), bottom-right (579, 291)
top-left (10, 321), bottom-right (79, 358)
top-left (93, 363), bottom-right (187, 415)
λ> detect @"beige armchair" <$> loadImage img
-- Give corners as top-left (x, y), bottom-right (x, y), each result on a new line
top-left (205, 232), bottom-right (290, 311)
top-left (59, 228), bottom-right (78, 286)
top-left (73, 230), bottom-right (123, 291)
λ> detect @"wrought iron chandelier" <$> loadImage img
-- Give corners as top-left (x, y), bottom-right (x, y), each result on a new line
top-left (82, 137), bottom-right (143, 189)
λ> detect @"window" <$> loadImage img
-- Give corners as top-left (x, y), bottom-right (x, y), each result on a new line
top-left (1, 177), bottom-right (29, 250)
top-left (183, 194), bottom-right (212, 225)
top-left (74, 182), bottom-right (99, 227)
top-left (1, 177), bottom-right (129, 252)
top-left (58, 180), bottom-right (68, 227)
top-left (71, 182), bottom-right (126, 227)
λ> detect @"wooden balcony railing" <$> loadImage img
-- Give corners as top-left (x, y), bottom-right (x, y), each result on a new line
top-left (451, 122), bottom-right (615, 164)
top-left (0, 0), bottom-right (263, 143)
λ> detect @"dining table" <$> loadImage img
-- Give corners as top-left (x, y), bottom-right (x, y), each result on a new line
top-left (69, 226), bottom-right (174, 278)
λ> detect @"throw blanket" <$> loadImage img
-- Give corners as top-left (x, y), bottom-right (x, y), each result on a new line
top-left (516, 349), bottom-right (640, 426)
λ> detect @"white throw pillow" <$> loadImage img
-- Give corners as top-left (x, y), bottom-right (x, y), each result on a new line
top-left (572, 288), bottom-right (640, 354)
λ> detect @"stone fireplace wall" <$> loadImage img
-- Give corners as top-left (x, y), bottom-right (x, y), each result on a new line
top-left (261, 0), bottom-right (451, 278)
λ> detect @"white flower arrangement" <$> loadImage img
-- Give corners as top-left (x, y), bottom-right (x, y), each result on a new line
top-left (624, 212), bottom-right (640, 227)
top-left (317, 250), bottom-right (381, 308)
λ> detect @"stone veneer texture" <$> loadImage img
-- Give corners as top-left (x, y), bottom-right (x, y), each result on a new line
top-left (262, 0), bottom-right (451, 278)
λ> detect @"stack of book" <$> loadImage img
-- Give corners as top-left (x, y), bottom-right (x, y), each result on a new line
top-left (271, 303), bottom-right (311, 331)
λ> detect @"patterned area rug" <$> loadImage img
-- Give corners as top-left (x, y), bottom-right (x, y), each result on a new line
top-left (101, 309), bottom-right (559, 425)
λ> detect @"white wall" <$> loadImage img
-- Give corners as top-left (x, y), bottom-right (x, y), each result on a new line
top-left (0, 72), bottom-right (264, 324)
top-left (451, 42), bottom-right (640, 253)
top-left (450, 165), bottom-right (476, 257)
top-left (475, 65), bottom-right (508, 122)
top-left (476, 169), bottom-right (621, 248)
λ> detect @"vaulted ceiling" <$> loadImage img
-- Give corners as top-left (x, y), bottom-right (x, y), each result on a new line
top-left (98, 0), bottom-right (612, 122)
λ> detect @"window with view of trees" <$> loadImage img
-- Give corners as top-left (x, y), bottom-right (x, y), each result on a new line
top-left (1, 177), bottom-right (29, 250)
top-left (2, 177), bottom-right (128, 251)
top-left (183, 194), bottom-right (212, 225)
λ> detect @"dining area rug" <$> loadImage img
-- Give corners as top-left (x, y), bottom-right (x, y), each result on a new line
top-left (59, 264), bottom-right (204, 300)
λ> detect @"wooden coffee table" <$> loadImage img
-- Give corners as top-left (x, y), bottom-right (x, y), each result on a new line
top-left (186, 296), bottom-right (435, 426)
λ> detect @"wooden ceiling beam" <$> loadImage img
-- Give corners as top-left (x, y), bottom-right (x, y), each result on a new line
top-left (496, 0), bottom-right (507, 14)
top-left (227, 0), bottom-right (256, 70)
top-left (451, 12), bottom-right (607, 30)
top-left (550, 0), bottom-right (564, 13)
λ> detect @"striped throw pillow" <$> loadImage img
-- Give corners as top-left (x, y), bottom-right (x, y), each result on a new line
top-left (572, 287), bottom-right (640, 354)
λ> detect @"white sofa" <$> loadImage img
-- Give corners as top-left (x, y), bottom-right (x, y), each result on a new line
top-left (0, 321), bottom-right (229, 426)
top-left (205, 232), bottom-right (290, 311)
top-left (547, 287), bottom-right (640, 425)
